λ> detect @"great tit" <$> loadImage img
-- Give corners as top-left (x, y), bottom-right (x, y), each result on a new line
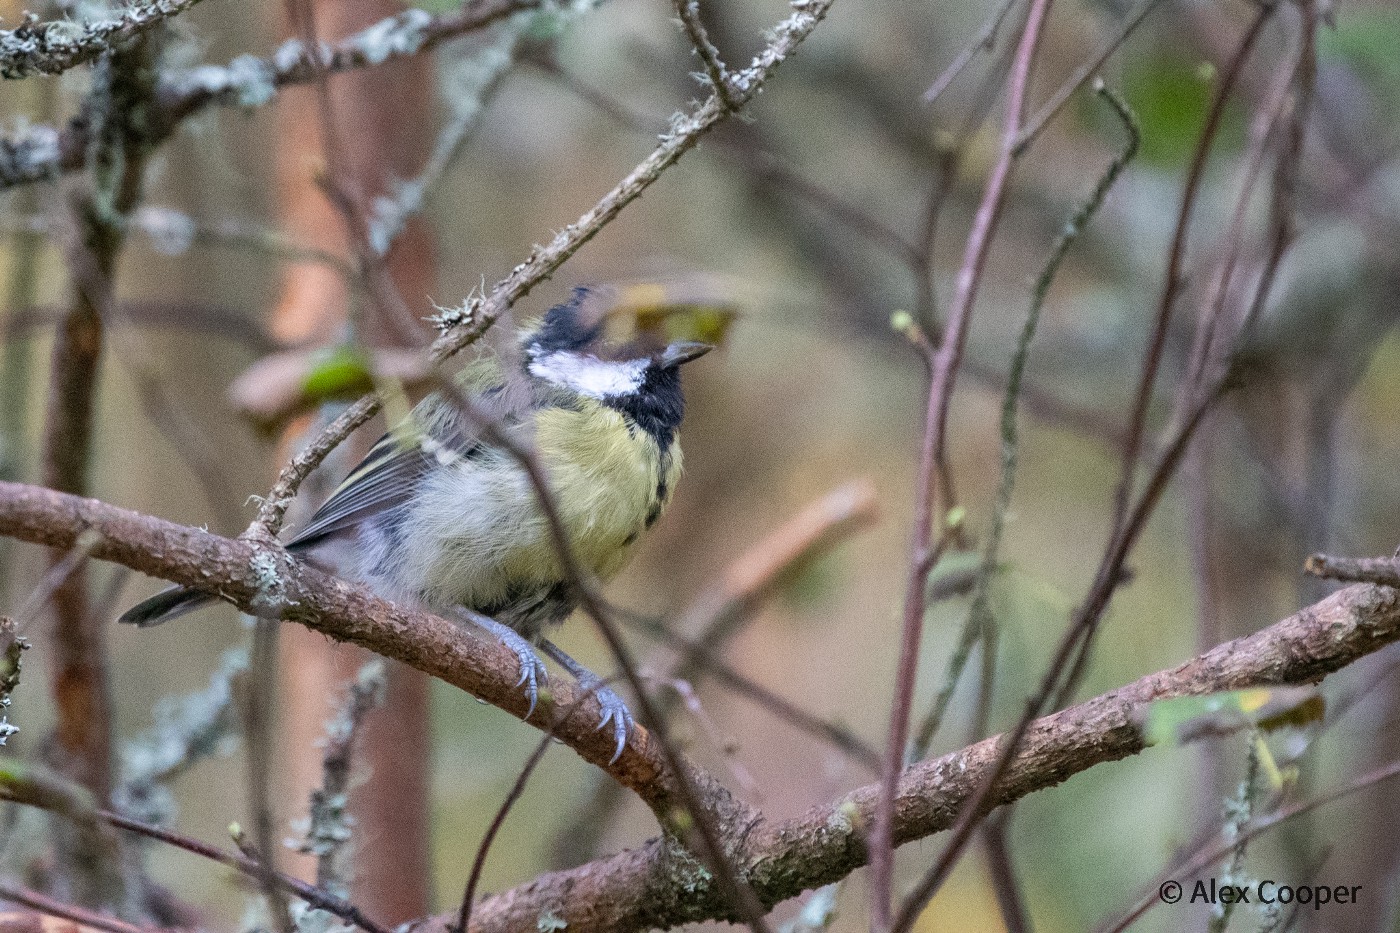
top-left (118, 287), bottom-right (714, 759)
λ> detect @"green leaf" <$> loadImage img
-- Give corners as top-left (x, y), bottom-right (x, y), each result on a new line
top-left (301, 346), bottom-right (375, 402)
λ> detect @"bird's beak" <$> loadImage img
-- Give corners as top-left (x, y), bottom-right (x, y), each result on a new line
top-left (659, 341), bottom-right (714, 368)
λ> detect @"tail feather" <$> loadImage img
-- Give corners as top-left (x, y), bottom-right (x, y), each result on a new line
top-left (117, 586), bottom-right (218, 628)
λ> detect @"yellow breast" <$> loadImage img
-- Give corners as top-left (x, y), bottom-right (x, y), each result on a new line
top-left (509, 402), bottom-right (681, 582)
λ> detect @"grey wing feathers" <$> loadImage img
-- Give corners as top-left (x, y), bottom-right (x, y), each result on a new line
top-left (288, 431), bottom-right (437, 549)
top-left (286, 389), bottom-right (501, 550)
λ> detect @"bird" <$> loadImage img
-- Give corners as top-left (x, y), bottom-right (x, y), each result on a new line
top-left (118, 286), bottom-right (714, 760)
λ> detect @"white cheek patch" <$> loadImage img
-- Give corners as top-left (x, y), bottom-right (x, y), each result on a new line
top-left (528, 350), bottom-right (648, 398)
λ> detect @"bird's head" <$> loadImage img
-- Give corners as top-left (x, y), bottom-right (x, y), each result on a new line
top-left (524, 287), bottom-right (711, 392)
top-left (520, 288), bottom-right (714, 445)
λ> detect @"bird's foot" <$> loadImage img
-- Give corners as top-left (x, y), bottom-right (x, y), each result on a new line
top-left (582, 673), bottom-right (635, 765)
top-left (457, 610), bottom-right (549, 717)
top-left (540, 639), bottom-right (634, 763)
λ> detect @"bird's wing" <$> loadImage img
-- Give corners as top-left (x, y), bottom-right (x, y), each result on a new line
top-left (287, 420), bottom-right (480, 549)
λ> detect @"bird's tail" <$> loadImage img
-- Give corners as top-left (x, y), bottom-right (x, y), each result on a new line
top-left (117, 586), bottom-right (218, 628)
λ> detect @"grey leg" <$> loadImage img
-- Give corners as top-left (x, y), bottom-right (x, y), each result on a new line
top-left (539, 639), bottom-right (634, 763)
top-left (455, 609), bottom-right (548, 718)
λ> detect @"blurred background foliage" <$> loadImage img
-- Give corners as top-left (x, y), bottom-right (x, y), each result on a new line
top-left (3, 0), bottom-right (1400, 930)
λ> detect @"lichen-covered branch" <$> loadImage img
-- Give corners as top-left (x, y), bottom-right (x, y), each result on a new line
top-left (0, 0), bottom-right (539, 190)
top-left (456, 582), bottom-right (1400, 933)
top-left (40, 33), bottom-right (162, 915)
top-left (0, 0), bottom-right (207, 79)
top-left (426, 0), bottom-right (834, 357)
top-left (3, 480), bottom-right (1400, 932)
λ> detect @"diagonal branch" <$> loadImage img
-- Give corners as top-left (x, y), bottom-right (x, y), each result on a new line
top-left (455, 581), bottom-right (1400, 933)
top-left (0, 479), bottom-right (742, 827)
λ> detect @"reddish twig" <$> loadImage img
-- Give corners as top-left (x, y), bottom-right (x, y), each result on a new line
top-left (869, 0), bottom-right (1054, 928)
top-left (1109, 3), bottom-right (1273, 532)
top-left (0, 788), bottom-right (391, 933)
top-left (0, 884), bottom-right (159, 933)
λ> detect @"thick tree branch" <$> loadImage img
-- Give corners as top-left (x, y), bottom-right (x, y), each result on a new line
top-left (0, 480), bottom-right (745, 831)
top-left (454, 582), bottom-right (1400, 933)
top-left (3, 480), bottom-right (1399, 931)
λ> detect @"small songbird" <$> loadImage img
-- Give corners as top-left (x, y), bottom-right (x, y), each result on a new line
top-left (119, 287), bottom-right (714, 760)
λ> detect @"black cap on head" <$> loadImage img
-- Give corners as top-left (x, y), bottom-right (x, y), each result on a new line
top-left (527, 287), bottom-right (606, 354)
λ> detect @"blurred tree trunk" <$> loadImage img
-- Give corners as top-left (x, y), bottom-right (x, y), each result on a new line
top-left (271, 0), bottom-right (437, 921)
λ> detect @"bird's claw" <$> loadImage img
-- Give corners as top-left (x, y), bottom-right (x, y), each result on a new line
top-left (584, 679), bottom-right (634, 763)
top-left (510, 643), bottom-right (549, 718)
top-left (459, 610), bottom-right (550, 719)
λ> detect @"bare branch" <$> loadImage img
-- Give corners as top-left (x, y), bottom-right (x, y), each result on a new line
top-left (871, 0), bottom-right (1054, 925)
top-left (1306, 553), bottom-right (1400, 589)
top-left (0, 0), bottom-right (539, 191)
top-left (0, 479), bottom-right (738, 820)
top-left (0, 883), bottom-right (159, 933)
top-left (448, 582), bottom-right (1400, 933)
top-left (672, 0), bottom-right (737, 110)
top-left (0, 777), bottom-right (391, 933)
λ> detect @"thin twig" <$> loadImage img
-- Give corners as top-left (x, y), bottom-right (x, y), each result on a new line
top-left (980, 813), bottom-right (1030, 933)
top-left (672, 0), bottom-right (738, 110)
top-left (1109, 3), bottom-right (1274, 533)
top-left (0, 883), bottom-right (159, 933)
top-left (245, 619), bottom-right (296, 933)
top-left (7, 529), bottom-right (102, 637)
top-left (0, 786), bottom-right (390, 933)
top-left (922, 0), bottom-right (1022, 105)
top-left (454, 722), bottom-right (555, 933)
top-left (1012, 0), bottom-right (1171, 153)
top-left (452, 684), bottom-right (613, 933)
top-left (1181, 28), bottom-right (1307, 397)
top-left (908, 79), bottom-right (1139, 762)
top-left (869, 0), bottom-right (1054, 928)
